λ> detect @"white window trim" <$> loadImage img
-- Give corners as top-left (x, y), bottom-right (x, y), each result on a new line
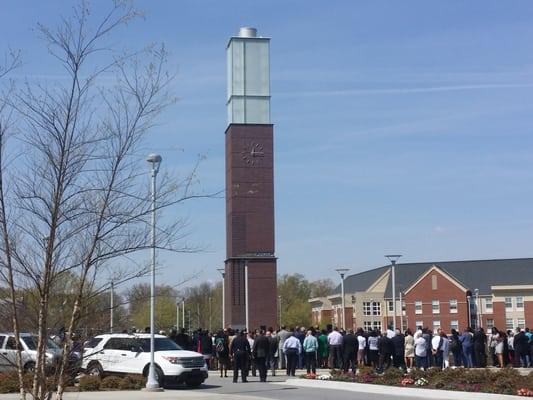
top-left (415, 301), bottom-right (422, 315)
top-left (432, 300), bottom-right (440, 314)
top-left (449, 299), bottom-right (458, 314)
top-left (516, 296), bottom-right (524, 311)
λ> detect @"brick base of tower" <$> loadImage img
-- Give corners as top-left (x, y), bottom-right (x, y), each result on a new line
top-left (224, 257), bottom-right (277, 330)
top-left (224, 123), bottom-right (277, 331)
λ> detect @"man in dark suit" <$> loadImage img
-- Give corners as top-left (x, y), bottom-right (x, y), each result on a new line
top-left (342, 329), bottom-right (358, 373)
top-left (391, 329), bottom-right (405, 369)
top-left (231, 331), bottom-right (251, 383)
top-left (514, 328), bottom-right (528, 368)
top-left (253, 330), bottom-right (271, 382)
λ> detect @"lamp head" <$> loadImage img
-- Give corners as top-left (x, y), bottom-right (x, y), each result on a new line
top-left (385, 254), bottom-right (402, 264)
top-left (335, 268), bottom-right (350, 278)
top-left (217, 267), bottom-right (225, 277)
top-left (146, 153), bottom-right (163, 173)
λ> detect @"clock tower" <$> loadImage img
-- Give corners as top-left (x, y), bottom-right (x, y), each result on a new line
top-left (224, 27), bottom-right (277, 330)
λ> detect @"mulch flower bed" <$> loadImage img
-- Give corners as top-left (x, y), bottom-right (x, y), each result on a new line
top-left (302, 367), bottom-right (533, 397)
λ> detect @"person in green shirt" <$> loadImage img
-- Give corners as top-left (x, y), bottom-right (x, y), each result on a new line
top-left (317, 329), bottom-right (329, 368)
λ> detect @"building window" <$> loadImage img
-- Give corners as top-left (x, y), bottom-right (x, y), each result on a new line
top-left (485, 297), bottom-right (493, 313)
top-left (449, 299), bottom-right (458, 314)
top-left (450, 320), bottom-right (459, 331)
top-left (388, 301), bottom-right (394, 312)
top-left (506, 318), bottom-right (514, 330)
top-left (516, 296), bottom-right (524, 310)
top-left (505, 297), bottom-right (513, 310)
top-left (363, 302), bottom-right (371, 316)
top-left (517, 318), bottom-right (525, 328)
top-left (432, 320), bottom-right (441, 334)
top-left (432, 300), bottom-right (440, 314)
top-left (415, 301), bottom-right (422, 314)
top-left (372, 302), bottom-right (381, 316)
top-left (363, 321), bottom-right (372, 331)
top-left (486, 319), bottom-right (494, 330)
top-left (415, 321), bottom-right (423, 330)
top-left (432, 275), bottom-right (438, 290)
top-left (373, 321), bottom-right (382, 331)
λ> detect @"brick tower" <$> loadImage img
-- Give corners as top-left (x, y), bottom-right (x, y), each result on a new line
top-left (224, 27), bottom-right (277, 330)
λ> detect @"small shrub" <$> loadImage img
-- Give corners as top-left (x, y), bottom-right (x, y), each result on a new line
top-left (78, 375), bottom-right (101, 391)
top-left (100, 376), bottom-right (123, 390)
top-left (119, 375), bottom-right (146, 390)
top-left (0, 372), bottom-right (20, 393)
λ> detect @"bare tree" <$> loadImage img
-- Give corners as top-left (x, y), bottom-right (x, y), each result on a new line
top-left (0, 2), bottom-right (212, 399)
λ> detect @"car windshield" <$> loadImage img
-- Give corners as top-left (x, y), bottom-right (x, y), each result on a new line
top-left (137, 338), bottom-right (182, 352)
top-left (22, 336), bottom-right (60, 351)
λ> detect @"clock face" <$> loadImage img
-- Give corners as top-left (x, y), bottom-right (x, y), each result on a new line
top-left (241, 141), bottom-right (265, 166)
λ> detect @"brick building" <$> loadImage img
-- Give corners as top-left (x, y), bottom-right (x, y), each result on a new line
top-left (310, 258), bottom-right (533, 333)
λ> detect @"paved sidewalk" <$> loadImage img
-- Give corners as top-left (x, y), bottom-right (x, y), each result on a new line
top-left (0, 391), bottom-right (261, 400)
top-left (278, 378), bottom-right (523, 400)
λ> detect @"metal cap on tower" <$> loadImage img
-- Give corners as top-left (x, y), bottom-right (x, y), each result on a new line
top-left (239, 27), bottom-right (257, 38)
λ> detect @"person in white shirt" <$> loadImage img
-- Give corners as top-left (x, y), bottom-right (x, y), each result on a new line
top-left (327, 328), bottom-right (343, 369)
top-left (414, 331), bottom-right (427, 370)
top-left (431, 328), bottom-right (445, 368)
top-left (356, 328), bottom-right (367, 367)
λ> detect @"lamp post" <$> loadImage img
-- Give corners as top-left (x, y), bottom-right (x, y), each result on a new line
top-left (370, 298), bottom-right (374, 330)
top-left (278, 295), bottom-right (282, 327)
top-left (209, 296), bottom-right (212, 333)
top-left (385, 254), bottom-right (402, 331)
top-left (474, 288), bottom-right (480, 329)
top-left (335, 268), bottom-right (349, 329)
top-left (466, 295), bottom-right (472, 329)
top-left (145, 153), bottom-right (163, 392)
top-left (217, 268), bottom-right (225, 328)
top-left (176, 297), bottom-right (180, 330)
top-left (110, 281), bottom-right (114, 333)
top-left (245, 262), bottom-right (249, 331)
top-left (182, 299), bottom-right (185, 329)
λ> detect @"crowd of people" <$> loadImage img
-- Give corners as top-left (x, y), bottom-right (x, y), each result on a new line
top-left (164, 324), bottom-right (533, 381)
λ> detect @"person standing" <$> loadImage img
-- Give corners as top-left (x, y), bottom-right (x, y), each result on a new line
top-left (367, 330), bottom-right (379, 370)
top-left (247, 331), bottom-right (256, 377)
top-left (267, 328), bottom-right (279, 376)
top-left (404, 329), bottom-right (414, 371)
top-left (342, 329), bottom-right (358, 373)
top-left (473, 327), bottom-right (487, 368)
top-left (318, 330), bottom-right (329, 368)
top-left (277, 326), bottom-right (291, 370)
top-left (215, 330), bottom-right (229, 377)
top-left (378, 331), bottom-right (393, 372)
top-left (296, 327), bottom-right (306, 369)
top-left (283, 332), bottom-right (302, 376)
top-left (449, 329), bottom-right (462, 367)
top-left (252, 330), bottom-right (270, 382)
top-left (327, 327), bottom-right (343, 369)
top-left (414, 331), bottom-right (427, 370)
top-left (391, 329), bottom-right (405, 369)
top-left (431, 328), bottom-right (445, 369)
top-left (356, 328), bottom-right (367, 368)
top-left (459, 327), bottom-right (474, 368)
top-left (303, 330), bottom-right (318, 374)
top-left (231, 331), bottom-right (251, 383)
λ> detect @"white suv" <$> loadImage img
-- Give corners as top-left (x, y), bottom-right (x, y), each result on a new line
top-left (0, 333), bottom-right (62, 373)
top-left (82, 333), bottom-right (208, 388)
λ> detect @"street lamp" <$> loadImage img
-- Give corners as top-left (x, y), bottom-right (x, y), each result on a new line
top-left (278, 295), bottom-right (282, 327)
top-left (145, 153), bottom-right (163, 392)
top-left (385, 254), bottom-right (402, 331)
top-left (335, 268), bottom-right (349, 329)
top-left (217, 268), bottom-right (225, 328)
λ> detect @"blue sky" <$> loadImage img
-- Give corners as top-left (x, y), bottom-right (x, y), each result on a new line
top-left (2, 1), bottom-right (533, 288)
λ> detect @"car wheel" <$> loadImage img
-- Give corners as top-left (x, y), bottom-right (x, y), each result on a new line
top-left (24, 362), bottom-right (36, 374)
top-left (154, 366), bottom-right (165, 388)
top-left (185, 378), bottom-right (203, 388)
top-left (86, 362), bottom-right (104, 377)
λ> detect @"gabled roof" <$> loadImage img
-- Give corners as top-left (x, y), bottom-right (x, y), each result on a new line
top-left (332, 258), bottom-right (533, 297)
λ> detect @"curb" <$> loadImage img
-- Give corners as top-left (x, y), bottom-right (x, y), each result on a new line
top-left (275, 378), bottom-right (523, 400)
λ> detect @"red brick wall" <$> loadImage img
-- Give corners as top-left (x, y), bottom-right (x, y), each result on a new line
top-left (404, 269), bottom-right (467, 332)
top-left (492, 301), bottom-right (506, 330)
top-left (345, 307), bottom-right (353, 330)
top-left (524, 301), bottom-right (533, 328)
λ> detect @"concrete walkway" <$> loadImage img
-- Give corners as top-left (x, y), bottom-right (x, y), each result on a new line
top-left (0, 392), bottom-right (260, 400)
top-left (279, 378), bottom-right (524, 400)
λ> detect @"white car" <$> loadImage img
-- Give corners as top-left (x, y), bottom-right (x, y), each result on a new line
top-left (82, 333), bottom-right (208, 388)
top-left (0, 333), bottom-right (62, 373)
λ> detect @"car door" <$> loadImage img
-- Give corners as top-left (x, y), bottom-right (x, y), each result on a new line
top-left (101, 338), bottom-right (122, 373)
top-left (115, 338), bottom-right (140, 374)
top-left (0, 335), bottom-right (8, 371)
top-left (3, 336), bottom-right (19, 371)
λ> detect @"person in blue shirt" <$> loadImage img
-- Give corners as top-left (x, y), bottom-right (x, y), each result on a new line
top-left (303, 330), bottom-right (318, 374)
top-left (459, 327), bottom-right (474, 368)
